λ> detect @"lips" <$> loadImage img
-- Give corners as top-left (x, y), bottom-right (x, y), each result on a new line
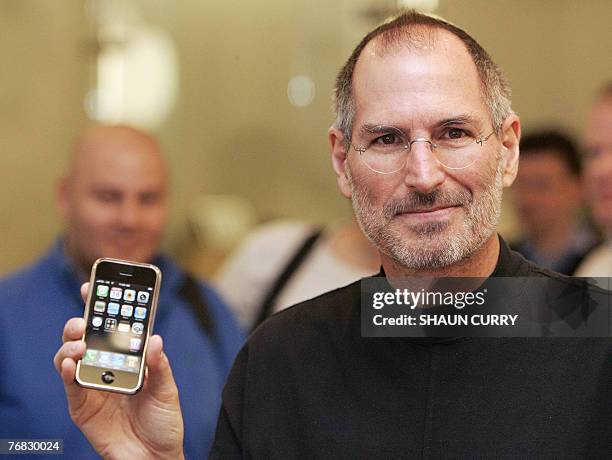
top-left (396, 205), bottom-right (459, 215)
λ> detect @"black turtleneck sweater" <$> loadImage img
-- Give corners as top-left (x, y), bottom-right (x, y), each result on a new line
top-left (210, 238), bottom-right (611, 459)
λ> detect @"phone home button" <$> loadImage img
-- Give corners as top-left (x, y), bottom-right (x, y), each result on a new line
top-left (101, 371), bottom-right (115, 384)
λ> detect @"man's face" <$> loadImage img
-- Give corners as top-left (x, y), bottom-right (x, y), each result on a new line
top-left (58, 135), bottom-right (169, 270)
top-left (513, 151), bottom-right (581, 234)
top-left (331, 32), bottom-right (518, 270)
top-left (583, 96), bottom-right (612, 234)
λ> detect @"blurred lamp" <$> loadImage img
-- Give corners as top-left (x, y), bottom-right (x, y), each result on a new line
top-left (85, 23), bottom-right (179, 130)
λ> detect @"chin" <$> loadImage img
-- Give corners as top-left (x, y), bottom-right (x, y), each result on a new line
top-left (100, 250), bottom-right (141, 262)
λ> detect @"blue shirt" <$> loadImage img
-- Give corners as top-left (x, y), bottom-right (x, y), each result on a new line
top-left (0, 241), bottom-right (244, 459)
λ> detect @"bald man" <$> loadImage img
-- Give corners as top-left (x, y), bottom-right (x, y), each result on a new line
top-left (0, 125), bottom-right (244, 459)
top-left (576, 83), bottom-right (612, 276)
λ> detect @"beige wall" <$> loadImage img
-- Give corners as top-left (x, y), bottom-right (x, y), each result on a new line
top-left (441, 0), bottom-right (612, 134)
top-left (1, 0), bottom-right (611, 275)
top-left (0, 1), bottom-right (89, 274)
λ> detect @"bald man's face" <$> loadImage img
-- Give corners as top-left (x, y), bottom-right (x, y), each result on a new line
top-left (583, 97), bottom-right (612, 234)
top-left (58, 133), bottom-right (169, 271)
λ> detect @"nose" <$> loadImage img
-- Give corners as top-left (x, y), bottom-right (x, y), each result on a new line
top-left (402, 139), bottom-right (446, 193)
top-left (118, 199), bottom-right (141, 229)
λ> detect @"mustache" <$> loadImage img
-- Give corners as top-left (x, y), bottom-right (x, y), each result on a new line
top-left (383, 188), bottom-right (472, 218)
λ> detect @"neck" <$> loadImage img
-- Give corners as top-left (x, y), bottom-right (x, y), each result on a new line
top-left (381, 234), bottom-right (500, 279)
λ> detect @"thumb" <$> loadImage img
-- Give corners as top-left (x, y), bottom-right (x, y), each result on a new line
top-left (143, 335), bottom-right (180, 404)
top-left (80, 283), bottom-right (90, 303)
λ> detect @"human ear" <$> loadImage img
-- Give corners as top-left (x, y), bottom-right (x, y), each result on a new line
top-left (499, 114), bottom-right (521, 187)
top-left (329, 126), bottom-right (352, 199)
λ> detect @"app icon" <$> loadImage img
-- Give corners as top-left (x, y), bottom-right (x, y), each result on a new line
top-left (112, 353), bottom-right (125, 367)
top-left (126, 356), bottom-right (139, 368)
top-left (134, 307), bottom-right (147, 320)
top-left (110, 287), bottom-right (123, 299)
top-left (123, 289), bottom-right (136, 301)
top-left (107, 302), bottom-right (120, 315)
top-left (92, 316), bottom-right (103, 327)
top-left (131, 322), bottom-right (144, 335)
top-left (117, 321), bottom-right (130, 333)
top-left (137, 291), bottom-right (150, 303)
top-left (129, 338), bottom-right (142, 352)
top-left (96, 285), bottom-right (109, 297)
top-left (99, 352), bottom-right (111, 364)
top-left (104, 318), bottom-right (117, 331)
top-left (85, 349), bottom-right (98, 362)
top-left (121, 304), bottom-right (134, 317)
top-left (94, 301), bottom-right (106, 313)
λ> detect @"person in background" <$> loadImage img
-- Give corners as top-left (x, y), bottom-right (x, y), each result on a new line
top-left (511, 130), bottom-right (599, 274)
top-left (0, 124), bottom-right (244, 458)
top-left (575, 82), bottom-right (612, 276)
top-left (215, 218), bottom-right (380, 331)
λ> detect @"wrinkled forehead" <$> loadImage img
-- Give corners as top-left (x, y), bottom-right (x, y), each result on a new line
top-left (352, 29), bottom-right (487, 127)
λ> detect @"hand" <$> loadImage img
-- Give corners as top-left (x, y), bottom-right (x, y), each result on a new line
top-left (53, 283), bottom-right (185, 460)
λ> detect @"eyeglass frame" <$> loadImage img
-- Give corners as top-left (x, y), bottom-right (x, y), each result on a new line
top-left (351, 130), bottom-right (496, 174)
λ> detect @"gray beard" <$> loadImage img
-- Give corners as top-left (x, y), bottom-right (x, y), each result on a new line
top-left (348, 158), bottom-right (504, 270)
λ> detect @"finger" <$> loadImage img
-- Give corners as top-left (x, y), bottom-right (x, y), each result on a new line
top-left (145, 335), bottom-right (164, 367)
top-left (62, 317), bottom-right (86, 343)
top-left (143, 335), bottom-right (180, 404)
top-left (80, 283), bottom-right (90, 302)
top-left (60, 357), bottom-right (91, 420)
top-left (53, 340), bottom-right (86, 374)
top-left (59, 357), bottom-right (77, 385)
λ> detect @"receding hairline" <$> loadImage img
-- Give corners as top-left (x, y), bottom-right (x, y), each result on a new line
top-left (66, 124), bottom-right (167, 179)
top-left (364, 23), bottom-right (447, 57)
top-left (355, 26), bottom-right (482, 86)
top-left (333, 11), bottom-right (513, 143)
top-left (352, 27), bottom-right (488, 120)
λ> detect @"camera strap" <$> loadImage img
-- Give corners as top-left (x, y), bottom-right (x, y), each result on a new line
top-left (178, 273), bottom-right (216, 343)
top-left (252, 228), bottom-right (323, 332)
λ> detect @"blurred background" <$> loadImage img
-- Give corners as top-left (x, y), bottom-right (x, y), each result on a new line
top-left (1, 0), bottom-right (611, 277)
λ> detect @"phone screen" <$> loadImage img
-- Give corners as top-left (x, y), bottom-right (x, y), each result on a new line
top-left (78, 259), bottom-right (160, 393)
top-left (82, 280), bottom-right (153, 373)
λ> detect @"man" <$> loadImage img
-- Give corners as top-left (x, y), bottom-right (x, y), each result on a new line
top-left (511, 130), bottom-right (598, 274)
top-left (54, 13), bottom-right (611, 458)
top-left (576, 83), bottom-right (612, 276)
top-left (0, 125), bottom-right (244, 458)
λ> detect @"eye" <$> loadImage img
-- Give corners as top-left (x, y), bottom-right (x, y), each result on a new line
top-left (374, 133), bottom-right (399, 145)
top-left (583, 146), bottom-right (600, 160)
top-left (93, 190), bottom-right (121, 203)
top-left (447, 128), bottom-right (467, 139)
top-left (140, 192), bottom-right (162, 206)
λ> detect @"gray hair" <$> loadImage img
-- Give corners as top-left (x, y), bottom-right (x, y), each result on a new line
top-left (333, 11), bottom-right (512, 144)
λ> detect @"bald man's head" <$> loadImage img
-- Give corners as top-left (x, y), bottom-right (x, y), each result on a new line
top-left (58, 124), bottom-right (169, 273)
top-left (583, 85), bottom-right (612, 235)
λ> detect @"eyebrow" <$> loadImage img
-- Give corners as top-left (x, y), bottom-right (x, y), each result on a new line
top-left (358, 114), bottom-right (482, 137)
top-left (436, 114), bottom-right (480, 128)
top-left (359, 124), bottom-right (404, 136)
